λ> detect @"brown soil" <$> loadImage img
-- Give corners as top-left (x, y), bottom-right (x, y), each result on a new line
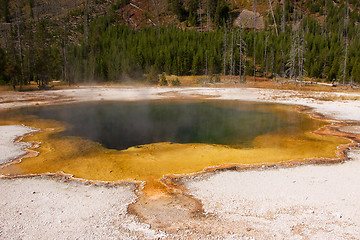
top-left (128, 191), bottom-right (205, 234)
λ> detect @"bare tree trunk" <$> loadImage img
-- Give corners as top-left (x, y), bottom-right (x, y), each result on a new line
top-left (292, 4), bottom-right (298, 84)
top-left (287, 4), bottom-right (298, 85)
top-left (343, 0), bottom-right (349, 85)
top-left (268, 0), bottom-right (278, 36)
top-left (199, 0), bottom-right (203, 32)
top-left (299, 30), bottom-right (305, 86)
top-left (16, 9), bottom-right (24, 91)
top-left (207, 1), bottom-right (210, 31)
top-left (223, 26), bottom-right (227, 81)
top-left (324, 0), bottom-right (327, 37)
top-left (61, 22), bottom-right (69, 85)
top-left (239, 24), bottom-right (243, 82)
top-left (297, 8), bottom-right (302, 86)
top-left (230, 30), bottom-right (234, 82)
top-left (152, 0), bottom-right (160, 35)
top-left (280, 0), bottom-right (286, 81)
top-left (281, 49), bottom-right (285, 79)
top-left (288, 37), bottom-right (296, 83)
top-left (10, 25), bottom-right (17, 90)
top-left (306, 12), bottom-right (309, 33)
top-left (63, 46), bottom-right (69, 85)
top-left (265, 34), bottom-right (269, 77)
top-left (4, 27), bottom-right (9, 55)
top-left (270, 49), bottom-right (274, 80)
top-left (282, 0), bottom-right (286, 33)
top-left (244, 57), bottom-right (247, 82)
top-left (338, 11), bottom-right (342, 41)
top-left (253, 0), bottom-right (257, 82)
top-left (62, 43), bottom-right (69, 85)
top-left (84, 0), bottom-right (89, 50)
top-left (205, 52), bottom-right (208, 85)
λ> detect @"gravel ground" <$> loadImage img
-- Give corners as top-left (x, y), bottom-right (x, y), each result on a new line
top-left (0, 125), bottom-right (37, 165)
top-left (184, 147), bottom-right (360, 239)
top-left (0, 176), bottom-right (165, 240)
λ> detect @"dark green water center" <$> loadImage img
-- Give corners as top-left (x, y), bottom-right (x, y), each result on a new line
top-left (22, 101), bottom-right (293, 150)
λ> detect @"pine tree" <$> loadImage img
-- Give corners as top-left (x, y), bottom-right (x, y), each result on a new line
top-left (0, 0), bottom-right (10, 22)
top-left (173, 0), bottom-right (187, 22)
top-left (159, 72), bottom-right (168, 86)
top-left (147, 65), bottom-right (159, 84)
top-left (189, 0), bottom-right (199, 26)
top-left (0, 48), bottom-right (8, 84)
top-left (351, 60), bottom-right (360, 83)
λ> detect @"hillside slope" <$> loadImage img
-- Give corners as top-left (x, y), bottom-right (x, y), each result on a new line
top-left (1, 0), bottom-right (360, 88)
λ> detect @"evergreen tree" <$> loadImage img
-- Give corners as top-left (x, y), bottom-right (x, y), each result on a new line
top-left (0, 0), bottom-right (10, 22)
top-left (351, 60), bottom-right (360, 83)
top-left (159, 72), bottom-right (168, 85)
top-left (171, 78), bottom-right (181, 86)
top-left (0, 48), bottom-right (8, 84)
top-left (213, 0), bottom-right (229, 28)
top-left (3, 0), bottom-right (360, 87)
top-left (173, 0), bottom-right (187, 22)
top-left (189, 0), bottom-right (199, 26)
top-left (147, 65), bottom-right (159, 84)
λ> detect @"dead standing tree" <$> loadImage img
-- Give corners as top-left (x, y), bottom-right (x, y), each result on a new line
top-left (152, 0), bottom-right (161, 35)
top-left (238, 23), bottom-right (246, 83)
top-left (229, 28), bottom-right (234, 83)
top-left (286, 4), bottom-right (306, 86)
top-left (287, 4), bottom-right (298, 84)
top-left (84, 0), bottom-right (89, 50)
top-left (282, 0), bottom-right (286, 33)
top-left (341, 0), bottom-right (349, 86)
top-left (298, 28), bottom-right (306, 86)
top-left (253, 0), bottom-right (256, 82)
top-left (267, 0), bottom-right (278, 36)
top-left (223, 24), bottom-right (227, 81)
top-left (61, 18), bottom-right (70, 86)
top-left (264, 33), bottom-right (269, 76)
top-left (286, 32), bottom-right (297, 83)
top-left (199, 0), bottom-right (203, 32)
top-left (13, 0), bottom-right (24, 90)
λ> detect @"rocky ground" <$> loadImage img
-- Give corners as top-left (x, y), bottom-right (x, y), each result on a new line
top-left (1, 86), bottom-right (360, 239)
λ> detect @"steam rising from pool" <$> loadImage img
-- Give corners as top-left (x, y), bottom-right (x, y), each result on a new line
top-left (23, 101), bottom-right (290, 150)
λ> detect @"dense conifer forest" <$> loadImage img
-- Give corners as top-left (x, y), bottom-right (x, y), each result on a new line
top-left (1, 0), bottom-right (360, 88)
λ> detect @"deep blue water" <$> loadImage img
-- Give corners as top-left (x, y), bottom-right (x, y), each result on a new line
top-left (22, 101), bottom-right (291, 150)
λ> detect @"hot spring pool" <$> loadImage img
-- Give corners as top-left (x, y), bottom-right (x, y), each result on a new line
top-left (0, 100), bottom-right (349, 189)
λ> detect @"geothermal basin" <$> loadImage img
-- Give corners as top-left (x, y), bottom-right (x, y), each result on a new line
top-left (1, 87), bottom-right (360, 239)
